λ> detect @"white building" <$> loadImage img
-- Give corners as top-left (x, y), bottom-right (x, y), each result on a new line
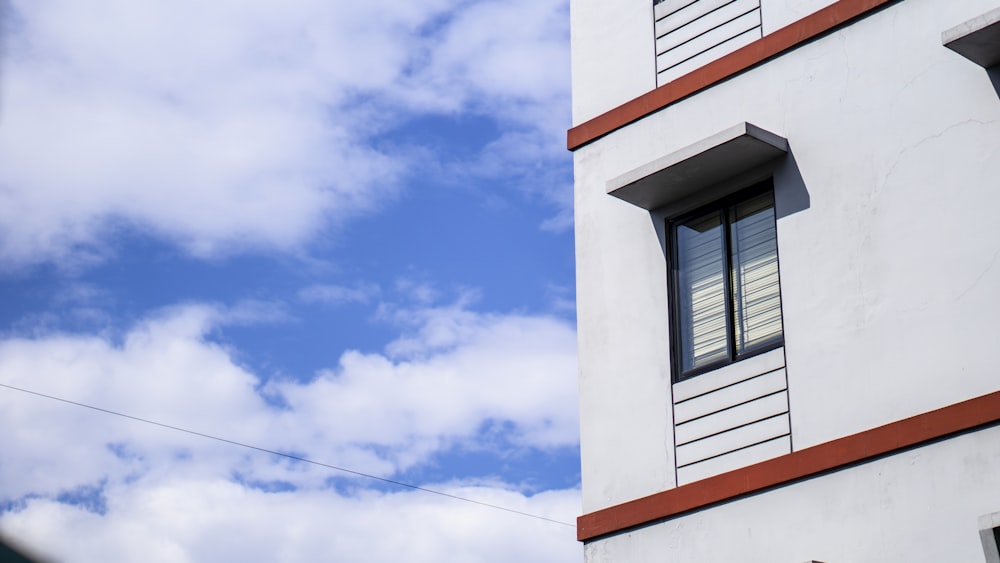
top-left (570, 0), bottom-right (1000, 561)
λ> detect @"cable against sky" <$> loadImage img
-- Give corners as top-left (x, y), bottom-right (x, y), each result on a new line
top-left (0, 381), bottom-right (575, 529)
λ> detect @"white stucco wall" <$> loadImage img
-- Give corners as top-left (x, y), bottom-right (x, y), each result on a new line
top-left (585, 424), bottom-right (1000, 562)
top-left (575, 145), bottom-right (676, 508)
top-left (760, 0), bottom-right (838, 34)
top-left (574, 0), bottom-right (1000, 520)
top-left (569, 0), bottom-right (655, 124)
top-left (568, 0), bottom-right (844, 121)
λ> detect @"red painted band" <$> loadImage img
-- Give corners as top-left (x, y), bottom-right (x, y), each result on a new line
top-left (577, 389), bottom-right (1000, 541)
top-left (566, 0), bottom-right (900, 151)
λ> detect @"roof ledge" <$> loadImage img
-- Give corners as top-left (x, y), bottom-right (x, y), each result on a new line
top-left (943, 7), bottom-right (1000, 68)
top-left (607, 122), bottom-right (788, 211)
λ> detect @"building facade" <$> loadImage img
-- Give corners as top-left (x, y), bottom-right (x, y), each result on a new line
top-left (570, 0), bottom-right (1000, 561)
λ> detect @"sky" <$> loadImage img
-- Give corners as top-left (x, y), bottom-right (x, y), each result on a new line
top-left (0, 1), bottom-right (581, 561)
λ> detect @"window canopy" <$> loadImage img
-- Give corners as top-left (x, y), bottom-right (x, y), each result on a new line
top-left (943, 7), bottom-right (1000, 68)
top-left (607, 122), bottom-right (788, 211)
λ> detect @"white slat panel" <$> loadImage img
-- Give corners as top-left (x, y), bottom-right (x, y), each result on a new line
top-left (654, 0), bottom-right (700, 21)
top-left (676, 414), bottom-right (789, 466)
top-left (677, 435), bottom-right (791, 485)
top-left (657, 24), bottom-right (760, 85)
top-left (675, 390), bottom-right (788, 445)
top-left (656, 0), bottom-right (760, 55)
top-left (656, 9), bottom-right (761, 74)
top-left (674, 368), bottom-right (786, 424)
top-left (655, 0), bottom-right (733, 40)
top-left (673, 347), bottom-right (784, 403)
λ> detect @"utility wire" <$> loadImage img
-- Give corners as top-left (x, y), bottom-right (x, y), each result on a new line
top-left (0, 381), bottom-right (574, 528)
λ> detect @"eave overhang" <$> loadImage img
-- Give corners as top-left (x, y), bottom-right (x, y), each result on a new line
top-left (943, 7), bottom-right (1000, 68)
top-left (606, 122), bottom-right (788, 211)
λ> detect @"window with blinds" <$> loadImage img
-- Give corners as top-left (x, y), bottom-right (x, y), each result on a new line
top-left (670, 183), bottom-right (783, 380)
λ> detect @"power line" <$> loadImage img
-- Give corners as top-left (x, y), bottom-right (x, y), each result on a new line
top-left (0, 381), bottom-right (575, 528)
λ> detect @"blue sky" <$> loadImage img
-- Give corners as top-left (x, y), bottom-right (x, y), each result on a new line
top-left (0, 1), bottom-right (581, 560)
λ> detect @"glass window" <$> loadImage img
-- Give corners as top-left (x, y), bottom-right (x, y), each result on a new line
top-left (670, 184), bottom-right (783, 380)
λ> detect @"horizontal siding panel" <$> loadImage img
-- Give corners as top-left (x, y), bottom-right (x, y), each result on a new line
top-left (673, 347), bottom-right (784, 402)
top-left (657, 21), bottom-right (761, 86)
top-left (656, 0), bottom-right (760, 55)
top-left (676, 435), bottom-right (791, 485)
top-left (676, 413), bottom-right (790, 466)
top-left (654, 0), bottom-right (700, 21)
top-left (655, 0), bottom-right (732, 39)
top-left (674, 368), bottom-right (786, 424)
top-left (657, 9), bottom-right (761, 74)
top-left (675, 390), bottom-right (788, 445)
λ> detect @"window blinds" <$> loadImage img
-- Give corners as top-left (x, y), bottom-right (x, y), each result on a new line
top-left (673, 190), bottom-right (782, 375)
top-left (730, 193), bottom-right (783, 353)
top-left (676, 210), bottom-right (730, 372)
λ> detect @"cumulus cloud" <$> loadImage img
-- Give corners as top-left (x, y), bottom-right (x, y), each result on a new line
top-left (0, 0), bottom-right (400, 264)
top-left (394, 0), bottom-right (570, 126)
top-left (1, 481), bottom-right (580, 563)
top-left (0, 301), bottom-right (579, 560)
top-left (0, 0), bottom-right (571, 269)
top-left (298, 283), bottom-right (380, 306)
top-left (394, 0), bottom-right (573, 225)
top-left (280, 308), bottom-right (580, 454)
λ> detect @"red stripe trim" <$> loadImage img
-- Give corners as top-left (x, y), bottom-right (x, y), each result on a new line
top-left (577, 389), bottom-right (1000, 541)
top-left (567, 0), bottom-right (900, 151)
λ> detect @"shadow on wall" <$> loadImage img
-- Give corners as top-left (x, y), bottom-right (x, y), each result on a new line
top-left (774, 148), bottom-right (810, 221)
top-left (988, 66), bottom-right (1000, 98)
top-left (650, 148), bottom-right (811, 257)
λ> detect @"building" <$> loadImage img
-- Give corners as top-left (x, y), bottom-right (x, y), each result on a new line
top-left (569, 0), bottom-right (1000, 561)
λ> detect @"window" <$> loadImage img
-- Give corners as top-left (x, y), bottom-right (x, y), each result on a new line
top-left (668, 181), bottom-right (783, 381)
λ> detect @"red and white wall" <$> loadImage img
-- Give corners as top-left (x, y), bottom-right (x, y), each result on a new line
top-left (571, 0), bottom-right (1000, 560)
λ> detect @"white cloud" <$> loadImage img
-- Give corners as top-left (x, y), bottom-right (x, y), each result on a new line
top-left (394, 0), bottom-right (570, 120)
top-left (396, 0), bottom-right (574, 229)
top-left (279, 305), bottom-right (579, 453)
top-left (0, 301), bottom-right (579, 560)
top-left (298, 283), bottom-right (380, 306)
top-left (392, 278), bottom-right (444, 306)
top-left (1, 480), bottom-right (580, 563)
top-left (0, 0), bottom-right (571, 269)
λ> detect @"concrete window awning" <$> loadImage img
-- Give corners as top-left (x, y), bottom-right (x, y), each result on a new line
top-left (607, 122), bottom-right (788, 211)
top-left (943, 7), bottom-right (1000, 68)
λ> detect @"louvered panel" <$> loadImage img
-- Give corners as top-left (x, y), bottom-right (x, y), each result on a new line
top-left (671, 348), bottom-right (790, 484)
top-left (673, 347), bottom-right (784, 402)
top-left (676, 435), bottom-right (790, 485)
top-left (676, 413), bottom-right (790, 466)
top-left (655, 0), bottom-right (733, 42)
top-left (654, 0), bottom-right (699, 21)
top-left (674, 367), bottom-right (786, 423)
top-left (656, 9), bottom-right (761, 78)
top-left (655, 7), bottom-right (761, 87)
top-left (675, 390), bottom-right (788, 445)
top-left (656, 0), bottom-right (760, 55)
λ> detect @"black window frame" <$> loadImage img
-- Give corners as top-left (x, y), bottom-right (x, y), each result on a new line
top-left (666, 179), bottom-right (785, 382)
